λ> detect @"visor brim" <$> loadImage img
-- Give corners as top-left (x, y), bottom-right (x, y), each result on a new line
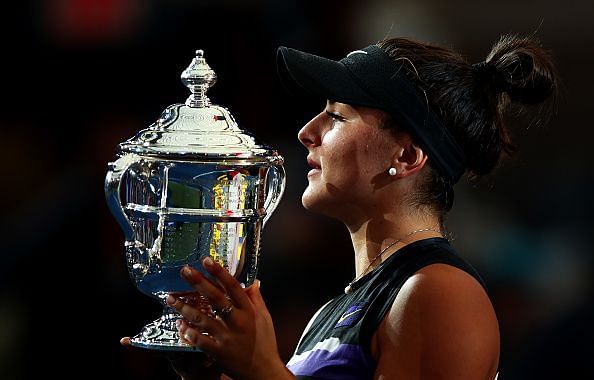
top-left (276, 46), bottom-right (378, 108)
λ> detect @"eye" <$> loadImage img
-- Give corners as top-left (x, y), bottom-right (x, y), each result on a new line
top-left (325, 111), bottom-right (346, 123)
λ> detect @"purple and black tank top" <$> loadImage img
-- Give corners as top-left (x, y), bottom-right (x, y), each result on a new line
top-left (286, 237), bottom-right (491, 380)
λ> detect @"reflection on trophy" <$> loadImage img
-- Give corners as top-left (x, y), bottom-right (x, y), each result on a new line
top-left (104, 50), bottom-right (286, 351)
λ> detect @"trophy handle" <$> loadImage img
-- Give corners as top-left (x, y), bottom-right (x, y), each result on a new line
top-left (105, 153), bottom-right (142, 241)
top-left (262, 163), bottom-right (286, 226)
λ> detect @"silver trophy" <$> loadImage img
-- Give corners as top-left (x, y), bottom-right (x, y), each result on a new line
top-left (104, 50), bottom-right (286, 351)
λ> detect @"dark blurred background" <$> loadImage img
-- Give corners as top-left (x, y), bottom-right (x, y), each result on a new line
top-left (1, 0), bottom-right (593, 379)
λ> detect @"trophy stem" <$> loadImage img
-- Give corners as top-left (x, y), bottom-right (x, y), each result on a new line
top-left (129, 293), bottom-right (204, 351)
top-left (160, 299), bottom-right (180, 331)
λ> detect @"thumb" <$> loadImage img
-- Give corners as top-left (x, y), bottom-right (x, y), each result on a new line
top-left (120, 337), bottom-right (136, 350)
top-left (245, 279), bottom-right (265, 308)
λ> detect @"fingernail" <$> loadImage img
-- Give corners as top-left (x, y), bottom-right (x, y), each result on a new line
top-left (175, 319), bottom-right (182, 329)
top-left (166, 294), bottom-right (176, 305)
top-left (256, 279), bottom-right (261, 289)
top-left (182, 266), bottom-right (192, 277)
top-left (184, 332), bottom-right (193, 342)
top-left (203, 256), bottom-right (214, 268)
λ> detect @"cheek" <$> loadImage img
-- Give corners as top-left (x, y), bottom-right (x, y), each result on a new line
top-left (322, 136), bottom-right (362, 187)
top-left (332, 129), bottom-right (386, 174)
top-left (363, 130), bottom-right (395, 172)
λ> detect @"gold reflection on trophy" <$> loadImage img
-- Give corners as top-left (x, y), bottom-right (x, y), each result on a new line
top-left (209, 171), bottom-right (249, 273)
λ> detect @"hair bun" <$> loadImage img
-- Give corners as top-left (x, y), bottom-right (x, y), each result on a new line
top-left (471, 61), bottom-right (510, 94)
top-left (484, 34), bottom-right (557, 105)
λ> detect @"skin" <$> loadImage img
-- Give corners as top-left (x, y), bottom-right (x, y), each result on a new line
top-left (121, 100), bottom-right (500, 379)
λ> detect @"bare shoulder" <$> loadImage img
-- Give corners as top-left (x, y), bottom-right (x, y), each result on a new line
top-left (372, 263), bottom-right (500, 379)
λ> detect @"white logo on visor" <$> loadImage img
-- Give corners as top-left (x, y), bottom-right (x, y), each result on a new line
top-left (346, 50), bottom-right (368, 57)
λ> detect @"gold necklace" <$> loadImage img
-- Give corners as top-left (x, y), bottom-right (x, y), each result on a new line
top-left (344, 228), bottom-right (442, 294)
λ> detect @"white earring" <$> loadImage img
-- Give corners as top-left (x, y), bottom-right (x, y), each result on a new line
top-left (388, 167), bottom-right (397, 176)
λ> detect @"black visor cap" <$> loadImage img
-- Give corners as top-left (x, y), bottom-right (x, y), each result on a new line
top-left (275, 45), bottom-right (467, 183)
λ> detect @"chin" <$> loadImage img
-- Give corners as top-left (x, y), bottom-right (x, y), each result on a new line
top-left (301, 189), bottom-right (317, 211)
top-left (301, 186), bottom-right (323, 210)
top-left (301, 187), bottom-right (337, 217)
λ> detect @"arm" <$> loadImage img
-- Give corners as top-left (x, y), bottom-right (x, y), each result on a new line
top-left (372, 264), bottom-right (500, 380)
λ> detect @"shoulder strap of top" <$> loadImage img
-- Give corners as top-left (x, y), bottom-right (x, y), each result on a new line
top-left (291, 298), bottom-right (334, 356)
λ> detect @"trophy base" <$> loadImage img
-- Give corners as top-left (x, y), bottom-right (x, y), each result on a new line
top-left (129, 317), bottom-right (203, 352)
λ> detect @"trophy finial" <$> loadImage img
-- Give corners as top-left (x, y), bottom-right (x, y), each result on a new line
top-left (181, 49), bottom-right (217, 108)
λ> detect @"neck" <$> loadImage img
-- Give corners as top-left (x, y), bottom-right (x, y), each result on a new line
top-left (346, 210), bottom-right (442, 278)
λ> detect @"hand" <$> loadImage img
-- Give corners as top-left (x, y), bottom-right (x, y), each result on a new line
top-left (167, 257), bottom-right (292, 380)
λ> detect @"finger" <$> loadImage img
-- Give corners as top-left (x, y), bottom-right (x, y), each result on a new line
top-left (167, 295), bottom-right (226, 336)
top-left (177, 319), bottom-right (194, 344)
top-left (120, 337), bottom-right (132, 347)
top-left (177, 320), bottom-right (192, 344)
top-left (180, 265), bottom-right (237, 311)
top-left (119, 337), bottom-right (143, 352)
top-left (202, 257), bottom-right (251, 310)
top-left (245, 279), bottom-right (265, 308)
top-left (181, 324), bottom-right (220, 354)
top-left (245, 279), bottom-right (265, 306)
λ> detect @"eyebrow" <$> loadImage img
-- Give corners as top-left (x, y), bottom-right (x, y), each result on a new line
top-left (327, 101), bottom-right (357, 115)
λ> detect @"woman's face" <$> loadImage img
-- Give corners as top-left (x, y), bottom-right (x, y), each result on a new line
top-left (297, 101), bottom-right (400, 219)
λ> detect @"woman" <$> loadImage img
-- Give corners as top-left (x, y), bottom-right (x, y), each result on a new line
top-left (123, 35), bottom-right (557, 379)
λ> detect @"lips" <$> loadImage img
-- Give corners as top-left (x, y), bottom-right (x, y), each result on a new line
top-left (307, 156), bottom-right (321, 170)
top-left (306, 156), bottom-right (321, 177)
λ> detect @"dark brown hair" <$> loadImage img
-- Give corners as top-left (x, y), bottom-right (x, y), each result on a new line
top-left (377, 35), bottom-right (558, 222)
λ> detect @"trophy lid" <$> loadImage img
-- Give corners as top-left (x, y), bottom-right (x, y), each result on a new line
top-left (118, 50), bottom-right (282, 164)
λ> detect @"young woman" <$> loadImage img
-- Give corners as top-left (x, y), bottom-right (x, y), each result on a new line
top-left (123, 34), bottom-right (557, 379)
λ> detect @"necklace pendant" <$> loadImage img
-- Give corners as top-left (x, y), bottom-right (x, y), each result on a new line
top-left (344, 283), bottom-right (354, 294)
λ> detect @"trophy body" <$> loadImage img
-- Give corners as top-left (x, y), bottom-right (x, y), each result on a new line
top-left (105, 51), bottom-right (285, 351)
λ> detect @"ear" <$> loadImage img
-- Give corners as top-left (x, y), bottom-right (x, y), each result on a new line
top-left (391, 142), bottom-right (428, 178)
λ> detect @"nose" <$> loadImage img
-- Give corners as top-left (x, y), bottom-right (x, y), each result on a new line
top-left (298, 111), bottom-right (324, 148)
